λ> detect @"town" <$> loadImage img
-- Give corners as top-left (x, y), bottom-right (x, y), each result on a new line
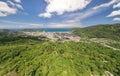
top-left (22, 31), bottom-right (80, 42)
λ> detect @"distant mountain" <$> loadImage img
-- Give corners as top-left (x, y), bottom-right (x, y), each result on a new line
top-left (73, 23), bottom-right (120, 40)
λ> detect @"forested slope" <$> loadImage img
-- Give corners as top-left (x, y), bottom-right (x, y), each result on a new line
top-left (73, 23), bottom-right (120, 40)
top-left (0, 39), bottom-right (120, 76)
top-left (0, 23), bottom-right (120, 76)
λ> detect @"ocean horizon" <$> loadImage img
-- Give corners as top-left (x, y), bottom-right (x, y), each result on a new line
top-left (42, 28), bottom-right (71, 32)
top-left (6, 28), bottom-right (72, 32)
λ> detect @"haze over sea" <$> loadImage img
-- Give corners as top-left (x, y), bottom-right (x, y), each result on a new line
top-left (42, 28), bottom-right (71, 32)
top-left (9, 28), bottom-right (71, 33)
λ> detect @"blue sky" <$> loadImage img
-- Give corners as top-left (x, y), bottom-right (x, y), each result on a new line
top-left (0, 0), bottom-right (120, 29)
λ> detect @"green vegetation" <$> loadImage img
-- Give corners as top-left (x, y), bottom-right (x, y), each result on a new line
top-left (106, 42), bottom-right (120, 49)
top-left (0, 24), bottom-right (120, 76)
top-left (73, 23), bottom-right (120, 41)
top-left (0, 39), bottom-right (120, 76)
top-left (0, 30), bottom-right (48, 43)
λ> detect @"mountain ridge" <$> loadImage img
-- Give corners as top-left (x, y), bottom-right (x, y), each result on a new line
top-left (73, 23), bottom-right (120, 41)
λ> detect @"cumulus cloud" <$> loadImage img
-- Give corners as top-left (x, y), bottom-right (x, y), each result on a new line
top-left (107, 10), bottom-right (120, 17)
top-left (0, 1), bottom-right (17, 16)
top-left (107, 1), bottom-right (120, 21)
top-left (7, 0), bottom-right (23, 10)
top-left (39, 13), bottom-right (52, 18)
top-left (64, 0), bottom-right (118, 23)
top-left (39, 0), bottom-right (91, 18)
top-left (113, 18), bottom-right (120, 21)
top-left (113, 2), bottom-right (120, 8)
top-left (0, 0), bottom-right (23, 17)
top-left (15, 0), bottom-right (21, 3)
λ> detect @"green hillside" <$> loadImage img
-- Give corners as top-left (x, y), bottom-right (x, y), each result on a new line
top-left (73, 23), bottom-right (120, 40)
top-left (0, 39), bottom-right (120, 76)
top-left (0, 24), bottom-right (120, 76)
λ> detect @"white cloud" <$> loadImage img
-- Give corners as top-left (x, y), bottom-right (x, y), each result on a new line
top-left (107, 10), bottom-right (120, 17)
top-left (39, 13), bottom-right (52, 18)
top-left (0, 12), bottom-right (7, 17)
top-left (15, 4), bottom-right (23, 10)
top-left (0, 1), bottom-right (17, 17)
top-left (0, 0), bottom-right (23, 17)
top-left (113, 2), bottom-right (120, 8)
top-left (0, 20), bottom-right (44, 29)
top-left (93, 0), bottom-right (117, 10)
top-left (107, 1), bottom-right (120, 21)
top-left (7, 1), bottom-right (23, 10)
top-left (29, 24), bottom-right (44, 28)
top-left (39, 0), bottom-right (91, 18)
top-left (7, 0), bottom-right (15, 6)
top-left (65, 9), bottom-right (96, 23)
top-left (113, 18), bottom-right (120, 21)
top-left (0, 19), bottom-right (81, 28)
top-left (0, 24), bottom-right (44, 29)
top-left (48, 23), bottom-right (81, 28)
top-left (64, 0), bottom-right (118, 23)
top-left (0, 20), bottom-right (28, 25)
top-left (15, 0), bottom-right (21, 3)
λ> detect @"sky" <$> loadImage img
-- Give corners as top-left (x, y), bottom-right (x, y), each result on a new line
top-left (0, 0), bottom-right (120, 29)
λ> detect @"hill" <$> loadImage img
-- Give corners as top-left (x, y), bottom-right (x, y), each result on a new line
top-left (0, 24), bottom-right (120, 76)
top-left (0, 40), bottom-right (120, 76)
top-left (73, 23), bottom-right (120, 41)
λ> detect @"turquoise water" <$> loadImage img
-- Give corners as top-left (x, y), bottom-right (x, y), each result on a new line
top-left (42, 28), bottom-right (71, 32)
top-left (10, 28), bottom-right (71, 32)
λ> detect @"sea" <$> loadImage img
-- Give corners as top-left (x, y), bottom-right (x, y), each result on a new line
top-left (42, 28), bottom-right (71, 32)
top-left (10, 28), bottom-right (72, 33)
